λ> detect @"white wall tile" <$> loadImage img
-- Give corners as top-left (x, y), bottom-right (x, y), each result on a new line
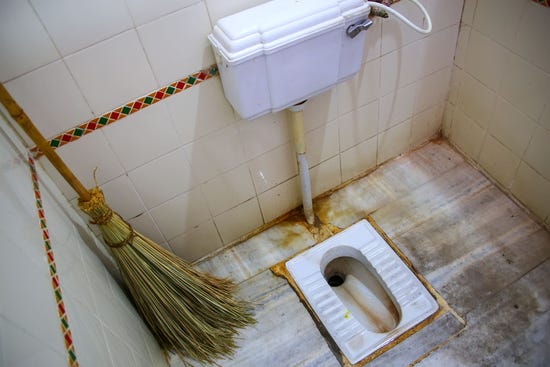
top-left (340, 136), bottom-right (377, 182)
top-left (63, 299), bottom-right (115, 367)
top-left (303, 90), bottom-right (338, 132)
top-left (150, 187), bottom-right (211, 240)
top-left (498, 52), bottom-right (550, 121)
top-left (1, 244), bottom-right (64, 351)
top-left (309, 156), bottom-right (341, 198)
top-left (237, 111), bottom-right (291, 160)
top-left (339, 100), bottom-right (378, 151)
top-left (0, 0), bottom-right (59, 82)
top-left (377, 119), bottom-right (411, 164)
top-left (204, 0), bottom-right (269, 23)
top-left (472, 0), bottom-right (528, 50)
top-left (214, 198), bottom-right (263, 244)
top-left (137, 2), bottom-right (214, 86)
top-left (104, 327), bottom-right (137, 367)
top-left (258, 177), bottom-right (301, 223)
top-left (103, 103), bottom-right (181, 171)
top-left (380, 26), bottom-right (458, 96)
top-left (201, 164), bottom-right (256, 216)
top-left (169, 219), bottom-right (222, 262)
top-left (523, 126), bottom-right (550, 180)
top-left (47, 236), bottom-right (96, 312)
top-left (184, 123), bottom-right (247, 183)
top-left (381, 0), bottom-right (462, 55)
top-left (479, 135), bottom-right (520, 188)
top-left (165, 78), bottom-right (235, 145)
top-left (135, 354), bottom-right (159, 367)
top-left (128, 147), bottom-right (196, 209)
top-left (457, 72), bottom-right (496, 129)
top-left (511, 162), bottom-right (550, 219)
top-left (248, 143), bottom-right (297, 194)
top-left (454, 25), bottom-right (471, 69)
top-left (0, 318), bottom-right (67, 367)
top-left (56, 132), bottom-right (125, 188)
top-left (379, 83), bottom-right (416, 132)
top-left (127, 212), bottom-right (167, 245)
top-left (31, 0), bottom-right (133, 56)
top-left (411, 104), bottom-right (443, 147)
top-left (305, 120), bottom-right (339, 168)
top-left (425, 0), bottom-right (464, 32)
top-left (40, 197), bottom-right (80, 261)
top-left (448, 0), bottom-right (550, 224)
top-left (100, 175), bottom-right (146, 219)
top-left (450, 107), bottom-right (485, 159)
top-left (464, 30), bottom-right (511, 91)
top-left (540, 105), bottom-right (550, 131)
top-left (447, 66), bottom-right (463, 105)
top-left (510, 2), bottom-right (550, 74)
top-left (363, 18), bottom-right (382, 62)
top-left (5, 60), bottom-right (93, 138)
top-left (338, 58), bottom-right (380, 115)
top-left (417, 25), bottom-right (459, 83)
top-left (414, 67), bottom-right (452, 114)
top-left (65, 30), bottom-right (158, 114)
top-left (80, 247), bottom-right (113, 310)
top-left (442, 101), bottom-right (455, 137)
top-left (97, 302), bottom-right (150, 362)
top-left (83, 260), bottom-right (115, 313)
top-left (379, 47), bottom-right (410, 96)
top-left (126, 0), bottom-right (201, 26)
top-left (461, 0), bottom-right (477, 26)
top-left (380, 0), bottom-right (427, 55)
top-left (1, 213), bottom-right (46, 257)
top-left (488, 97), bottom-right (537, 157)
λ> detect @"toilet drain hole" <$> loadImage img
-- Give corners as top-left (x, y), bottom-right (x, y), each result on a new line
top-left (327, 274), bottom-right (345, 287)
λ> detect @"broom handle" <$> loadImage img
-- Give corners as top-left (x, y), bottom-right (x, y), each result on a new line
top-left (0, 84), bottom-right (92, 202)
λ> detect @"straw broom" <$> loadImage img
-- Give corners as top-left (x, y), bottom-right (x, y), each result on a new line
top-left (0, 84), bottom-right (255, 364)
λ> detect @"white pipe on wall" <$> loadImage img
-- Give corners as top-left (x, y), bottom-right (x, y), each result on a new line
top-left (297, 153), bottom-right (314, 225)
top-left (288, 102), bottom-right (315, 225)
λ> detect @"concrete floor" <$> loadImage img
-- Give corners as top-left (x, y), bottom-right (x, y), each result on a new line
top-left (182, 140), bottom-right (550, 367)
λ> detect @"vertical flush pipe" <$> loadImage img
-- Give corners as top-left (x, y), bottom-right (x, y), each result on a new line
top-left (288, 101), bottom-right (314, 225)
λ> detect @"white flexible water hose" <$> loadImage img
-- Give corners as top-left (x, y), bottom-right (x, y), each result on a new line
top-left (367, 0), bottom-right (432, 34)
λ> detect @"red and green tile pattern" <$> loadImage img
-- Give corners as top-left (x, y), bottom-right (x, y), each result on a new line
top-left (28, 154), bottom-right (79, 367)
top-left (32, 64), bottom-right (219, 157)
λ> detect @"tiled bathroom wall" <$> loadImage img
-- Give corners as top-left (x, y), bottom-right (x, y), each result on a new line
top-left (0, 0), bottom-right (463, 262)
top-left (445, 0), bottom-right (550, 227)
top-left (0, 111), bottom-right (166, 366)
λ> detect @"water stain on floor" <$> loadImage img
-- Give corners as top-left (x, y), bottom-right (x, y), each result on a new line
top-left (188, 140), bottom-right (550, 367)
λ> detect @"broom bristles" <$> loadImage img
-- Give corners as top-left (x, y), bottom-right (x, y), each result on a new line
top-left (79, 188), bottom-right (255, 364)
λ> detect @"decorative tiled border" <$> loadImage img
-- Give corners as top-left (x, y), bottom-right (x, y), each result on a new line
top-left (28, 154), bottom-right (79, 367)
top-left (532, 0), bottom-right (549, 6)
top-left (31, 64), bottom-right (219, 157)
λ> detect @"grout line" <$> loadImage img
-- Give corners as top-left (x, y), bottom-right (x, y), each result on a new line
top-left (408, 326), bottom-right (469, 366)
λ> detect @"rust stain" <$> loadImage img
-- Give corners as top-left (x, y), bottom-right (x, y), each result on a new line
top-left (341, 285), bottom-right (398, 333)
top-left (199, 137), bottom-right (447, 266)
top-left (315, 196), bottom-right (360, 227)
top-left (276, 221), bottom-right (308, 249)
